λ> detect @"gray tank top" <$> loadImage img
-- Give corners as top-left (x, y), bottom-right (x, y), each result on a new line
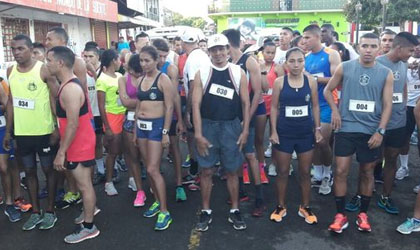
top-left (338, 59), bottom-right (391, 135)
top-left (376, 55), bottom-right (408, 130)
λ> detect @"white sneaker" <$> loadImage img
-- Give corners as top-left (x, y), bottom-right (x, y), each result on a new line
top-left (289, 164), bottom-right (293, 176)
top-left (74, 207), bottom-right (101, 224)
top-left (413, 184), bottom-right (420, 194)
top-left (105, 182), bottom-right (118, 196)
top-left (292, 151), bottom-right (297, 160)
top-left (319, 177), bottom-right (331, 195)
top-left (128, 177), bottom-right (137, 192)
top-left (264, 143), bottom-right (272, 158)
top-left (395, 167), bottom-right (409, 180)
top-left (268, 163), bottom-right (277, 177)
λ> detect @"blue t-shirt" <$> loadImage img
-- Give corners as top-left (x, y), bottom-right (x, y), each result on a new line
top-left (117, 42), bottom-right (130, 53)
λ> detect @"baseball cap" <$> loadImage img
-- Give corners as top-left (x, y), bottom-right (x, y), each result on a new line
top-left (207, 34), bottom-right (229, 49)
top-left (181, 29), bottom-right (199, 43)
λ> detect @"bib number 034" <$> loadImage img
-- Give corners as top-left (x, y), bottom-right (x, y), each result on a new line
top-left (13, 98), bottom-right (35, 110)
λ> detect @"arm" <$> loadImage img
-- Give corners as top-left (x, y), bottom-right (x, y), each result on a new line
top-left (168, 65), bottom-right (185, 133)
top-left (317, 50), bottom-right (341, 84)
top-left (74, 57), bottom-right (88, 91)
top-left (237, 70), bottom-right (250, 150)
top-left (247, 57), bottom-right (262, 118)
top-left (323, 64), bottom-right (344, 130)
top-left (275, 63), bottom-right (285, 78)
top-left (192, 71), bottom-right (211, 156)
top-left (260, 63), bottom-right (270, 92)
top-left (269, 77), bottom-right (283, 144)
top-left (3, 67), bottom-right (13, 151)
top-left (118, 76), bottom-right (137, 109)
top-left (160, 74), bottom-right (175, 148)
top-left (309, 76), bottom-right (323, 143)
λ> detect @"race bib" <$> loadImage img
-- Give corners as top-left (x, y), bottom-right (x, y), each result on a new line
top-left (266, 88), bottom-right (273, 95)
top-left (392, 93), bottom-right (403, 104)
top-left (209, 84), bottom-right (234, 100)
top-left (127, 111), bottom-right (135, 121)
top-left (0, 116), bottom-right (5, 128)
top-left (408, 84), bottom-right (420, 92)
top-left (137, 120), bottom-right (152, 131)
top-left (117, 97), bottom-right (122, 106)
top-left (349, 99), bottom-right (375, 113)
top-left (13, 98), bottom-right (35, 110)
top-left (285, 105), bottom-right (308, 117)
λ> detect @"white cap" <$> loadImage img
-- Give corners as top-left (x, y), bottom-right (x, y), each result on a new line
top-left (207, 34), bottom-right (229, 49)
top-left (181, 29), bottom-right (199, 43)
top-left (244, 44), bottom-right (261, 54)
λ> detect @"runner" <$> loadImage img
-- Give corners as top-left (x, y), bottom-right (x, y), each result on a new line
top-left (32, 42), bottom-right (46, 62)
top-left (273, 27), bottom-right (293, 64)
top-left (320, 24), bottom-right (358, 60)
top-left (379, 29), bottom-right (397, 55)
top-left (5, 34), bottom-right (59, 230)
top-left (269, 47), bottom-right (323, 224)
top-left (324, 33), bottom-right (393, 233)
top-left (46, 46), bottom-right (99, 243)
top-left (96, 49), bottom-right (125, 196)
top-left (193, 34), bottom-right (250, 231)
top-left (223, 28), bottom-right (267, 217)
top-left (303, 24), bottom-right (341, 195)
top-left (135, 45), bottom-right (175, 231)
top-left (118, 54), bottom-right (146, 206)
top-left (198, 39), bottom-right (208, 54)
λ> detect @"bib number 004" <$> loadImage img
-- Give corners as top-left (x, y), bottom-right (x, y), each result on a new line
top-left (349, 99), bottom-right (375, 113)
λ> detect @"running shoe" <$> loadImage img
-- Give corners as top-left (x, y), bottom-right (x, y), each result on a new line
top-left (182, 154), bottom-right (191, 168)
top-left (39, 212), bottom-right (57, 230)
top-left (134, 190), bottom-right (146, 207)
top-left (74, 207), bottom-right (101, 224)
top-left (38, 187), bottom-right (48, 199)
top-left (55, 192), bottom-right (82, 209)
top-left (243, 165), bottom-right (250, 184)
top-left (182, 174), bottom-right (196, 185)
top-left (268, 163), bottom-right (277, 177)
top-left (345, 195), bottom-right (361, 212)
top-left (413, 184), bottom-right (420, 194)
top-left (188, 183), bottom-right (200, 191)
top-left (228, 211), bottom-right (246, 230)
top-left (166, 154), bottom-right (173, 164)
top-left (22, 213), bottom-right (43, 231)
top-left (112, 169), bottom-right (121, 183)
top-left (251, 203), bottom-right (266, 217)
top-left (20, 177), bottom-right (28, 190)
top-left (14, 197), bottom-right (32, 212)
top-left (116, 156), bottom-right (127, 172)
top-left (264, 143), bottom-right (272, 158)
top-left (298, 206), bottom-right (318, 224)
top-left (328, 213), bottom-right (348, 233)
top-left (260, 167), bottom-right (269, 184)
top-left (4, 205), bottom-right (22, 222)
top-left (270, 206), bottom-right (287, 222)
top-left (292, 151), bottom-right (297, 160)
top-left (176, 186), bottom-right (187, 202)
top-left (55, 188), bottom-right (66, 203)
top-left (311, 177), bottom-right (322, 188)
top-left (196, 211), bottom-right (212, 232)
top-left (377, 195), bottom-right (399, 214)
top-left (92, 172), bottom-right (105, 185)
top-left (128, 177), bottom-right (137, 192)
top-left (64, 224), bottom-right (100, 244)
top-left (395, 167), bottom-right (409, 180)
top-left (104, 182), bottom-right (118, 196)
top-left (396, 218), bottom-right (420, 235)
top-left (155, 212), bottom-right (172, 231)
top-left (144, 201), bottom-right (160, 218)
top-left (319, 177), bottom-right (332, 195)
top-left (356, 212), bottom-right (371, 232)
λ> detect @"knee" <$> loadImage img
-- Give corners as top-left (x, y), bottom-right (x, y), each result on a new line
top-left (335, 167), bottom-right (348, 179)
top-left (277, 166), bottom-right (289, 178)
top-left (200, 169), bottom-right (213, 179)
top-left (146, 166), bottom-right (160, 178)
top-left (0, 164), bottom-right (7, 175)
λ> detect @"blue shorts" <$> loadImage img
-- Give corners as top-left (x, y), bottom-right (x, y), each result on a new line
top-left (272, 134), bottom-right (314, 154)
top-left (196, 118), bottom-right (244, 173)
top-left (136, 117), bottom-right (164, 142)
top-left (320, 104), bottom-right (332, 124)
top-left (255, 102), bottom-right (266, 116)
top-left (0, 128), bottom-right (15, 155)
top-left (243, 127), bottom-right (255, 154)
top-left (123, 112), bottom-right (135, 133)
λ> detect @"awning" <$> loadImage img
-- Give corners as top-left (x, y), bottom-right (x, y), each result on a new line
top-left (118, 14), bottom-right (162, 29)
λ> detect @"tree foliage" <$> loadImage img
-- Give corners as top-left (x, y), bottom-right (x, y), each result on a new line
top-left (171, 12), bottom-right (207, 30)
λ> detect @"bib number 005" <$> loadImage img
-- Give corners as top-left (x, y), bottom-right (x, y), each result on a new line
top-left (285, 105), bottom-right (308, 118)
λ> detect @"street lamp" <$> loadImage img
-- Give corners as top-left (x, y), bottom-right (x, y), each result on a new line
top-left (355, 1), bottom-right (362, 45)
top-left (381, 0), bottom-right (389, 32)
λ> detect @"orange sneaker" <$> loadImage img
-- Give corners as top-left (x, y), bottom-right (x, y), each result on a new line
top-left (356, 212), bottom-right (372, 232)
top-left (243, 164), bottom-right (250, 184)
top-left (298, 206), bottom-right (318, 224)
top-left (270, 206), bottom-right (287, 222)
top-left (260, 167), bottom-right (269, 184)
top-left (328, 213), bottom-right (348, 233)
top-left (14, 197), bottom-right (32, 212)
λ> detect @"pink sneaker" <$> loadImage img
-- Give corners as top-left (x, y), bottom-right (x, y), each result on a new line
top-left (133, 190), bottom-right (146, 207)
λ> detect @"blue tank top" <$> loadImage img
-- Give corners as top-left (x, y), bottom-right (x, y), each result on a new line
top-left (305, 47), bottom-right (332, 106)
top-left (277, 75), bottom-right (313, 138)
top-left (161, 61), bottom-right (170, 75)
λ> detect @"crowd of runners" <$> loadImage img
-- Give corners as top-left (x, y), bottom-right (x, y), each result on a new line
top-left (1, 23), bottom-right (420, 244)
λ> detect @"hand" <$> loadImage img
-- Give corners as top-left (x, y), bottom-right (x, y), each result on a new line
top-left (269, 132), bottom-right (279, 145)
top-left (184, 112), bottom-right (193, 129)
top-left (368, 132), bottom-right (383, 149)
top-left (53, 152), bottom-right (66, 171)
top-left (49, 128), bottom-right (60, 145)
top-left (315, 130), bottom-right (323, 144)
top-left (176, 120), bottom-right (186, 135)
top-left (195, 135), bottom-right (211, 157)
top-left (236, 131), bottom-right (249, 151)
top-left (105, 127), bottom-right (114, 138)
top-left (162, 134), bottom-right (170, 148)
top-left (3, 132), bottom-right (11, 151)
top-left (331, 110), bottom-right (341, 130)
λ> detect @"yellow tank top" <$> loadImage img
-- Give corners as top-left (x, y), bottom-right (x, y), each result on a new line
top-left (8, 61), bottom-right (54, 136)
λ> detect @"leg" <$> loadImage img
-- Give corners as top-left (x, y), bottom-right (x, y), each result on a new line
top-left (95, 133), bottom-right (105, 174)
top-left (226, 170), bottom-right (240, 210)
top-left (200, 168), bottom-right (214, 210)
top-left (0, 154), bottom-right (12, 204)
top-left (255, 114), bottom-right (267, 164)
top-left (273, 149), bottom-right (292, 207)
top-left (9, 158), bottom-right (22, 199)
top-left (382, 146), bottom-right (400, 196)
top-left (22, 154), bottom-right (40, 212)
top-left (105, 134), bottom-right (122, 183)
top-left (170, 135), bottom-right (182, 186)
top-left (145, 140), bottom-right (167, 212)
top-left (333, 156), bottom-right (352, 197)
top-left (40, 156), bottom-right (57, 212)
top-left (71, 164), bottom-right (96, 223)
top-left (297, 150), bottom-right (314, 206)
top-left (123, 131), bottom-right (142, 190)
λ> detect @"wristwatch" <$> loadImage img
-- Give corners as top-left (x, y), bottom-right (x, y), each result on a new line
top-left (376, 128), bottom-right (385, 136)
top-left (162, 129), bottom-right (169, 135)
top-left (261, 71), bottom-right (267, 75)
top-left (313, 76), bottom-right (318, 82)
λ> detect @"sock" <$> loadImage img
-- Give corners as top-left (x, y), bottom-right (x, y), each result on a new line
top-left (313, 165), bottom-right (323, 180)
top-left (360, 195), bottom-right (371, 213)
top-left (190, 159), bottom-right (198, 176)
top-left (202, 209), bottom-right (212, 215)
top-left (20, 171), bottom-right (26, 179)
top-left (323, 165), bottom-right (331, 179)
top-left (230, 208), bottom-right (239, 213)
top-left (335, 196), bottom-right (346, 214)
top-left (96, 158), bottom-right (105, 174)
top-left (255, 184), bottom-right (263, 200)
top-left (399, 154), bottom-right (409, 169)
top-left (83, 222), bottom-right (94, 229)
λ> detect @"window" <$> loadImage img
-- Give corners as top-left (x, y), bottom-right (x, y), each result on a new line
top-left (2, 18), bottom-right (30, 62)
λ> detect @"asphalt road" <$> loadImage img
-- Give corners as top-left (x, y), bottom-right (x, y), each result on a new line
top-left (1, 142), bottom-right (420, 250)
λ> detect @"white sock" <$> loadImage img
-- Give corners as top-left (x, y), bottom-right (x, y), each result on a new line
top-left (323, 165), bottom-right (331, 179)
top-left (129, 177), bottom-right (134, 182)
top-left (20, 171), bottom-right (26, 179)
top-left (313, 165), bottom-right (323, 180)
top-left (202, 209), bottom-right (212, 215)
top-left (96, 158), bottom-right (105, 174)
top-left (399, 154), bottom-right (409, 169)
top-left (230, 208), bottom-right (239, 213)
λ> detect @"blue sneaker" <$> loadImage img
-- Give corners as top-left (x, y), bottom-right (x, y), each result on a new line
top-left (4, 205), bottom-right (22, 222)
top-left (377, 195), bottom-right (399, 214)
top-left (38, 187), bottom-right (48, 199)
top-left (55, 188), bottom-right (66, 203)
top-left (154, 212), bottom-right (172, 231)
top-left (345, 195), bottom-right (361, 212)
top-left (397, 218), bottom-right (420, 234)
top-left (144, 201), bottom-right (160, 218)
top-left (182, 154), bottom-right (191, 168)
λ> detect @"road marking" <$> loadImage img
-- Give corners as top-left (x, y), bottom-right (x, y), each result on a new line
top-left (188, 210), bottom-right (202, 250)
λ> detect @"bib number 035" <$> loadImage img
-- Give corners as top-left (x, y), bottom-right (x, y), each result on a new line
top-left (349, 99), bottom-right (375, 113)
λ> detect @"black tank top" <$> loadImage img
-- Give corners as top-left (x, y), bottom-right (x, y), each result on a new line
top-left (137, 72), bottom-right (164, 101)
top-left (56, 78), bottom-right (89, 118)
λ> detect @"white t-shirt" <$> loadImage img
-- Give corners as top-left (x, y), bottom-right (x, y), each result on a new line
top-left (167, 50), bottom-right (175, 65)
top-left (342, 42), bottom-right (359, 60)
top-left (273, 47), bottom-right (287, 65)
top-left (183, 48), bottom-right (211, 95)
top-left (407, 57), bottom-right (420, 107)
top-left (87, 73), bottom-right (100, 117)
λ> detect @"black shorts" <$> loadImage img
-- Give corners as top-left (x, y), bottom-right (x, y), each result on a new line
top-left (94, 116), bottom-right (104, 134)
top-left (169, 120), bottom-right (177, 136)
top-left (67, 159), bottom-right (96, 170)
top-left (384, 127), bottom-right (406, 148)
top-left (334, 132), bottom-right (381, 163)
top-left (405, 106), bottom-right (416, 140)
top-left (15, 134), bottom-right (58, 168)
top-left (273, 134), bottom-right (314, 154)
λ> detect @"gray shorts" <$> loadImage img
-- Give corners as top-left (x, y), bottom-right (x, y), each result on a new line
top-left (196, 118), bottom-right (244, 173)
top-left (242, 126), bottom-right (255, 154)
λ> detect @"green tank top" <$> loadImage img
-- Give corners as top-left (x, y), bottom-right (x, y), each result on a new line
top-left (8, 61), bottom-right (54, 136)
